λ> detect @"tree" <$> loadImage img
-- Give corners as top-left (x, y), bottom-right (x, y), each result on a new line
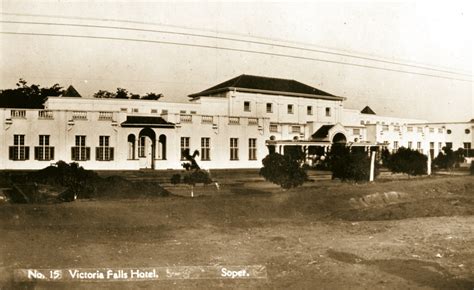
top-left (260, 153), bottom-right (308, 189)
top-left (115, 88), bottom-right (129, 99)
top-left (141, 92), bottom-right (163, 100)
top-left (385, 147), bottom-right (427, 175)
top-left (93, 90), bottom-right (115, 98)
top-left (326, 146), bottom-right (378, 182)
top-left (433, 147), bottom-right (458, 170)
top-left (0, 79), bottom-right (63, 108)
top-left (130, 93), bottom-right (140, 99)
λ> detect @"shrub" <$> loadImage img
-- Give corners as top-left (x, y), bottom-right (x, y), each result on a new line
top-left (433, 147), bottom-right (461, 170)
top-left (170, 174), bottom-right (181, 184)
top-left (327, 146), bottom-right (378, 182)
top-left (182, 170), bottom-right (212, 185)
top-left (470, 162), bottom-right (474, 175)
top-left (385, 147), bottom-right (427, 175)
top-left (260, 153), bottom-right (308, 189)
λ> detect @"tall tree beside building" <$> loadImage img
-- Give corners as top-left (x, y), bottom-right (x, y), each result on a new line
top-left (0, 79), bottom-right (63, 108)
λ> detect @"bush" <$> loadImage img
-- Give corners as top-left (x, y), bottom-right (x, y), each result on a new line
top-left (182, 170), bottom-right (212, 185)
top-left (327, 146), bottom-right (378, 182)
top-left (386, 147), bottom-right (427, 175)
top-left (170, 174), bottom-right (181, 184)
top-left (260, 153), bottom-right (308, 189)
top-left (470, 162), bottom-right (474, 175)
top-left (433, 147), bottom-right (462, 170)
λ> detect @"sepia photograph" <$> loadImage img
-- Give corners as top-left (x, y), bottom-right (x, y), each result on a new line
top-left (0, 0), bottom-right (473, 289)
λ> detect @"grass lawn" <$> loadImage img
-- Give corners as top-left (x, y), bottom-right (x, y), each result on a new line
top-left (0, 175), bottom-right (473, 289)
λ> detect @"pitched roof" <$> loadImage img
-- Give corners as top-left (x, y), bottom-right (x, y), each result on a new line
top-left (121, 116), bottom-right (175, 128)
top-left (188, 74), bottom-right (343, 100)
top-left (311, 125), bottom-right (334, 140)
top-left (361, 106), bottom-right (376, 115)
top-left (62, 85), bottom-right (82, 98)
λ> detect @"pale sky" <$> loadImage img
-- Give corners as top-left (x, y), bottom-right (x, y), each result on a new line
top-left (1, 0), bottom-right (473, 122)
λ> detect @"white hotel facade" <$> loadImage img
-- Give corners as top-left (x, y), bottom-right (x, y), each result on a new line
top-left (1, 74), bottom-right (473, 170)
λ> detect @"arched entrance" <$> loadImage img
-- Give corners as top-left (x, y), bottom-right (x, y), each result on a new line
top-left (332, 133), bottom-right (347, 144)
top-left (138, 127), bottom-right (156, 169)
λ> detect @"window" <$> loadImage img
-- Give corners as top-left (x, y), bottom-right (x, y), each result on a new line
top-left (72, 136), bottom-right (90, 161)
top-left (201, 138), bottom-right (210, 161)
top-left (138, 136), bottom-right (146, 158)
top-left (249, 138), bottom-right (257, 160)
top-left (445, 142), bottom-right (452, 149)
top-left (447, 129), bottom-right (452, 134)
top-left (180, 137), bottom-right (190, 160)
top-left (353, 128), bottom-right (360, 135)
top-left (307, 106), bottom-right (313, 115)
top-left (408, 141), bottom-right (412, 149)
top-left (266, 103), bottom-right (273, 113)
top-left (97, 136), bottom-right (114, 161)
top-left (417, 127), bottom-right (423, 133)
top-left (464, 142), bottom-right (472, 157)
top-left (132, 108), bottom-right (139, 113)
top-left (394, 125), bottom-right (400, 132)
top-left (230, 138), bottom-right (239, 160)
top-left (190, 111), bottom-right (197, 115)
top-left (161, 109), bottom-right (168, 115)
top-left (127, 134), bottom-right (135, 160)
top-left (244, 101), bottom-right (251, 112)
top-left (120, 108), bottom-right (127, 112)
top-left (35, 135), bottom-right (54, 161)
top-left (151, 109), bottom-right (158, 114)
top-left (429, 128), bottom-right (434, 133)
top-left (393, 141), bottom-right (399, 152)
top-left (291, 126), bottom-right (300, 133)
top-left (417, 141), bottom-right (422, 153)
top-left (407, 127), bottom-right (413, 132)
top-left (438, 128), bottom-right (443, 133)
top-left (9, 134), bottom-right (29, 160)
top-left (180, 110), bottom-right (186, 114)
top-left (382, 125), bottom-right (389, 131)
top-left (466, 129), bottom-right (471, 134)
top-left (269, 123), bottom-right (278, 133)
top-left (360, 120), bottom-right (365, 125)
top-left (438, 142), bottom-right (442, 151)
top-left (325, 107), bottom-right (331, 117)
top-left (287, 104), bottom-right (294, 114)
top-left (430, 142), bottom-right (435, 158)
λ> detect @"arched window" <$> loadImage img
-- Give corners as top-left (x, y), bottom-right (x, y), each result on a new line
top-left (127, 134), bottom-right (136, 160)
top-left (158, 134), bottom-right (167, 160)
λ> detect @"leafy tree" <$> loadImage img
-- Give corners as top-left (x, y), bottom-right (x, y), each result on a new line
top-left (260, 153), bottom-right (308, 189)
top-left (327, 146), bottom-right (378, 182)
top-left (385, 147), bottom-right (427, 175)
top-left (0, 79), bottom-right (63, 108)
top-left (433, 147), bottom-right (458, 170)
top-left (93, 90), bottom-right (115, 98)
top-left (130, 93), bottom-right (141, 99)
top-left (141, 92), bottom-right (163, 100)
top-left (115, 88), bottom-right (129, 99)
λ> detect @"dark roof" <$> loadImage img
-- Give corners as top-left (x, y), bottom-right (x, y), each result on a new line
top-left (361, 106), bottom-right (376, 115)
top-left (62, 85), bottom-right (82, 98)
top-left (311, 125), bottom-right (334, 139)
top-left (189, 74), bottom-right (341, 100)
top-left (121, 116), bottom-right (175, 128)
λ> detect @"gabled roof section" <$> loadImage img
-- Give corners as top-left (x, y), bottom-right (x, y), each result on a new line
top-left (121, 116), bottom-right (175, 128)
top-left (188, 74), bottom-right (344, 101)
top-left (311, 124), bottom-right (335, 140)
top-left (361, 106), bottom-right (376, 115)
top-left (62, 85), bottom-right (82, 98)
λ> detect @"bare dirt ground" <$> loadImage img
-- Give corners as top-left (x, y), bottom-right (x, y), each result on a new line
top-left (0, 175), bottom-right (473, 289)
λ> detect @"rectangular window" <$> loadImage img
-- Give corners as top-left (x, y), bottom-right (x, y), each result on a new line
top-left (446, 142), bottom-right (452, 149)
top-left (96, 136), bottom-right (114, 161)
top-left (417, 127), bottom-right (423, 133)
top-left (180, 110), bottom-right (186, 114)
top-left (291, 126), bottom-right (300, 133)
top-left (266, 103), bottom-right (273, 113)
top-left (181, 137), bottom-right (190, 160)
top-left (230, 138), bottom-right (239, 160)
top-left (151, 109), bottom-right (158, 114)
top-left (244, 101), bottom-right (251, 112)
top-left (201, 138), bottom-right (210, 161)
top-left (438, 142), bottom-right (442, 150)
top-left (353, 128), bottom-right (360, 135)
top-left (269, 123), bottom-right (278, 133)
top-left (430, 142), bottom-right (435, 158)
top-left (190, 111), bottom-right (197, 114)
top-left (35, 135), bottom-right (54, 161)
top-left (9, 134), bottom-right (29, 161)
top-left (417, 141), bottom-right (422, 153)
top-left (407, 127), bottom-right (413, 132)
top-left (438, 128), bottom-right (443, 133)
top-left (161, 109), bottom-right (168, 115)
top-left (249, 138), bottom-right (257, 160)
top-left (464, 142), bottom-right (472, 157)
top-left (138, 136), bottom-right (146, 158)
top-left (71, 136), bottom-right (90, 161)
top-left (408, 141), bottom-right (412, 149)
top-left (132, 108), bottom-right (139, 113)
top-left (429, 128), bottom-right (434, 133)
top-left (325, 107), bottom-right (331, 117)
top-left (120, 108), bottom-right (127, 112)
top-left (307, 106), bottom-right (313, 115)
top-left (287, 104), bottom-right (294, 114)
top-left (394, 125), bottom-right (400, 131)
top-left (393, 141), bottom-right (399, 152)
top-left (382, 125), bottom-right (389, 131)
